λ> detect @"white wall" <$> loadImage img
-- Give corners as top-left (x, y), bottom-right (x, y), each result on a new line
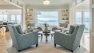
top-left (69, 2), bottom-right (76, 25)
top-left (21, 5), bottom-right (26, 31)
top-left (90, 0), bottom-right (94, 53)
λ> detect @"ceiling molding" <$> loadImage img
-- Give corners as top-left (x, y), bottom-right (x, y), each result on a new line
top-left (26, 4), bottom-right (69, 9)
top-left (20, 0), bottom-right (72, 7)
top-left (0, 5), bottom-right (21, 9)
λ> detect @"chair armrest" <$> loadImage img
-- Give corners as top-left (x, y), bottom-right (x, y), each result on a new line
top-left (17, 32), bottom-right (38, 41)
top-left (54, 32), bottom-right (74, 49)
top-left (54, 32), bottom-right (72, 41)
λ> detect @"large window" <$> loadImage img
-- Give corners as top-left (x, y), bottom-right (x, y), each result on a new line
top-left (0, 9), bottom-right (22, 24)
top-left (10, 15), bottom-right (16, 22)
top-left (37, 11), bottom-right (59, 27)
top-left (0, 15), bottom-right (8, 22)
top-left (0, 15), bottom-right (3, 21)
top-left (75, 12), bottom-right (82, 24)
top-left (83, 12), bottom-right (91, 32)
top-left (75, 11), bottom-right (91, 32)
top-left (16, 15), bottom-right (22, 24)
top-left (10, 15), bottom-right (22, 24)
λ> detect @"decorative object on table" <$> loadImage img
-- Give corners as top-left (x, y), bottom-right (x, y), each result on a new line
top-left (54, 25), bottom-right (85, 52)
top-left (44, 23), bottom-right (49, 32)
top-left (43, 23), bottom-right (50, 43)
top-left (7, 24), bottom-right (38, 52)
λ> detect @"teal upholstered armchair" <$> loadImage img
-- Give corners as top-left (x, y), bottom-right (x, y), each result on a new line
top-left (54, 25), bottom-right (85, 52)
top-left (7, 24), bottom-right (38, 51)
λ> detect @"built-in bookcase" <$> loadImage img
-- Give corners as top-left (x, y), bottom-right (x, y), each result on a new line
top-left (25, 8), bottom-right (35, 31)
top-left (60, 9), bottom-right (69, 24)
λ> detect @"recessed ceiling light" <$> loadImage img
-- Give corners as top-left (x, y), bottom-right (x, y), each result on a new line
top-left (43, 0), bottom-right (50, 5)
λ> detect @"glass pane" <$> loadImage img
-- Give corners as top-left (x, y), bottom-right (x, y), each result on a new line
top-left (11, 15), bottom-right (16, 22)
top-left (83, 12), bottom-right (91, 32)
top-left (16, 15), bottom-right (22, 24)
top-left (0, 15), bottom-right (3, 21)
top-left (3, 15), bottom-right (7, 22)
top-left (75, 12), bottom-right (82, 24)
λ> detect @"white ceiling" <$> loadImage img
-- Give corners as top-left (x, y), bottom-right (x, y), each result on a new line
top-left (75, 0), bottom-right (90, 11)
top-left (0, 0), bottom-right (10, 5)
top-left (20, 0), bottom-right (72, 6)
top-left (0, 0), bottom-right (21, 9)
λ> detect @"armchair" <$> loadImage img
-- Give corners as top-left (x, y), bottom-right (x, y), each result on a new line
top-left (54, 25), bottom-right (85, 52)
top-left (15, 25), bottom-right (24, 34)
top-left (7, 24), bottom-right (38, 51)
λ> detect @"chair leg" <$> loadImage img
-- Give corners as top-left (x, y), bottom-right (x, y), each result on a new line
top-left (51, 34), bottom-right (53, 40)
top-left (18, 50), bottom-right (20, 52)
top-left (70, 50), bottom-right (73, 53)
top-left (54, 44), bottom-right (56, 47)
top-left (79, 45), bottom-right (80, 47)
top-left (36, 44), bottom-right (38, 47)
top-left (12, 45), bottom-right (14, 47)
top-left (41, 34), bottom-right (43, 42)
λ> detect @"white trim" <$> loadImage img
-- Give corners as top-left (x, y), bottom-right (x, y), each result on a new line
top-left (4, 0), bottom-right (22, 8)
top-left (92, 4), bottom-right (94, 8)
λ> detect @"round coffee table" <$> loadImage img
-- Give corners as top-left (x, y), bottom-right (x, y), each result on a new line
top-left (43, 31), bottom-right (50, 43)
top-left (38, 31), bottom-right (54, 43)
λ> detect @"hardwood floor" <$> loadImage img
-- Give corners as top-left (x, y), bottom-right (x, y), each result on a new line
top-left (0, 32), bottom-right (11, 53)
top-left (0, 32), bottom-right (89, 53)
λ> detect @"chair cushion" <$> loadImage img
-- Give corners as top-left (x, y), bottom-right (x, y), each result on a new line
top-left (52, 27), bottom-right (57, 31)
top-left (15, 25), bottom-right (23, 34)
top-left (69, 25), bottom-right (75, 34)
top-left (37, 27), bottom-right (42, 31)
